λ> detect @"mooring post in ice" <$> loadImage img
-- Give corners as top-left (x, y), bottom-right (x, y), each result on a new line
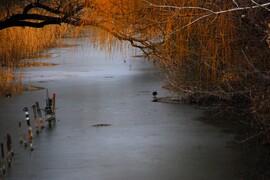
top-left (1, 143), bottom-right (5, 175)
top-left (45, 89), bottom-right (56, 127)
top-left (24, 134), bottom-right (27, 148)
top-left (36, 101), bottom-right (44, 129)
top-left (23, 107), bottom-right (34, 151)
top-left (32, 105), bottom-right (39, 134)
top-left (52, 92), bottom-right (56, 114)
top-left (27, 127), bottom-right (34, 151)
top-left (19, 122), bottom-right (23, 144)
top-left (46, 89), bottom-right (52, 110)
top-left (6, 134), bottom-right (13, 167)
top-left (46, 88), bottom-right (49, 98)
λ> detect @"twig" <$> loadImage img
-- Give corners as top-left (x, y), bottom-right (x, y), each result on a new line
top-left (142, 0), bottom-right (215, 14)
top-left (232, 131), bottom-right (263, 144)
top-left (142, 0), bottom-right (270, 33)
top-left (232, 0), bottom-right (239, 8)
top-left (251, 0), bottom-right (270, 11)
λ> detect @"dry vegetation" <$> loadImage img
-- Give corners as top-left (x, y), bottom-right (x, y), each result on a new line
top-left (0, 25), bottom-right (72, 96)
top-left (0, 26), bottom-right (69, 65)
top-left (0, 1), bottom-right (82, 97)
top-left (0, 0), bottom-right (269, 140)
top-left (84, 0), bottom-right (269, 140)
top-left (0, 67), bottom-right (22, 96)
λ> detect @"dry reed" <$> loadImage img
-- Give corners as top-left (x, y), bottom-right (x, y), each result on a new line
top-left (0, 17), bottom-right (79, 96)
top-left (0, 67), bottom-right (22, 96)
top-left (0, 25), bottom-right (70, 66)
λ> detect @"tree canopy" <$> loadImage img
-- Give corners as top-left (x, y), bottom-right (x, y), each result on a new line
top-left (0, 0), bottom-right (269, 129)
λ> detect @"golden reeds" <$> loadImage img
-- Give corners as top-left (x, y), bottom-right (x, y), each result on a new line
top-left (0, 67), bottom-right (22, 96)
top-left (0, 25), bottom-right (70, 66)
top-left (0, 20), bottom-right (75, 97)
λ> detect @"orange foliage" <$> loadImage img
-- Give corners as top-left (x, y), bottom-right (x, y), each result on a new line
top-left (84, 0), bottom-right (238, 85)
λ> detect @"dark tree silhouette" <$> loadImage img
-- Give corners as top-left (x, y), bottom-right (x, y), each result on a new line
top-left (0, 1), bottom-right (84, 30)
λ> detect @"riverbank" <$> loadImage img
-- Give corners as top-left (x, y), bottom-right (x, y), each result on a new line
top-left (199, 110), bottom-right (270, 179)
top-left (154, 92), bottom-right (270, 179)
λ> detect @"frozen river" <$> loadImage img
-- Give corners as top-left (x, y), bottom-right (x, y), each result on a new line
top-left (0, 37), bottom-right (259, 179)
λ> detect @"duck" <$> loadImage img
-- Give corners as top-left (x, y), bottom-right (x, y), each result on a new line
top-left (152, 91), bottom-right (158, 102)
top-left (5, 93), bottom-right (11, 98)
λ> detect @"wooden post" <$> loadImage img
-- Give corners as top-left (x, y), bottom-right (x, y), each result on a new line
top-left (52, 92), bottom-right (56, 114)
top-left (23, 107), bottom-right (34, 151)
top-left (32, 105), bottom-right (39, 134)
top-left (46, 89), bottom-right (49, 106)
top-left (44, 90), bottom-right (55, 127)
top-left (28, 127), bottom-right (33, 151)
top-left (1, 143), bottom-right (5, 174)
top-left (24, 134), bottom-right (27, 148)
top-left (6, 134), bottom-right (13, 167)
top-left (36, 102), bottom-right (44, 129)
top-left (19, 122), bottom-right (23, 144)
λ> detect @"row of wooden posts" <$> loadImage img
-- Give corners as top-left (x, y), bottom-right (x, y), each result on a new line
top-left (0, 134), bottom-right (14, 178)
top-left (0, 89), bottom-right (56, 178)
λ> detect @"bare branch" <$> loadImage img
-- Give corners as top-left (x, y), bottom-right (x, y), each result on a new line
top-left (232, 0), bottom-right (239, 8)
top-left (23, 2), bottom-right (61, 15)
top-left (170, 13), bottom-right (214, 34)
top-left (232, 131), bottom-right (263, 144)
top-left (142, 0), bottom-right (215, 14)
top-left (142, 0), bottom-right (270, 18)
top-left (251, 0), bottom-right (270, 11)
top-left (215, 2), bottom-right (270, 14)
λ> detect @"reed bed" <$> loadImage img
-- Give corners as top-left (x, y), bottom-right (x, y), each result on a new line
top-left (0, 0), bottom-right (86, 97)
top-left (0, 67), bottom-right (22, 96)
top-left (0, 22), bottom-right (79, 96)
top-left (0, 25), bottom-right (70, 66)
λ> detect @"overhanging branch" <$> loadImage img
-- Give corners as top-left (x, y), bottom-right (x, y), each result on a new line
top-left (0, 2), bottom-right (84, 30)
top-left (0, 14), bottom-right (64, 30)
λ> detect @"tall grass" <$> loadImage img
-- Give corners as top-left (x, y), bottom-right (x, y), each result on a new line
top-left (0, 66), bottom-right (23, 96)
top-left (0, 22), bottom-right (74, 96)
top-left (0, 25), bottom-right (70, 66)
